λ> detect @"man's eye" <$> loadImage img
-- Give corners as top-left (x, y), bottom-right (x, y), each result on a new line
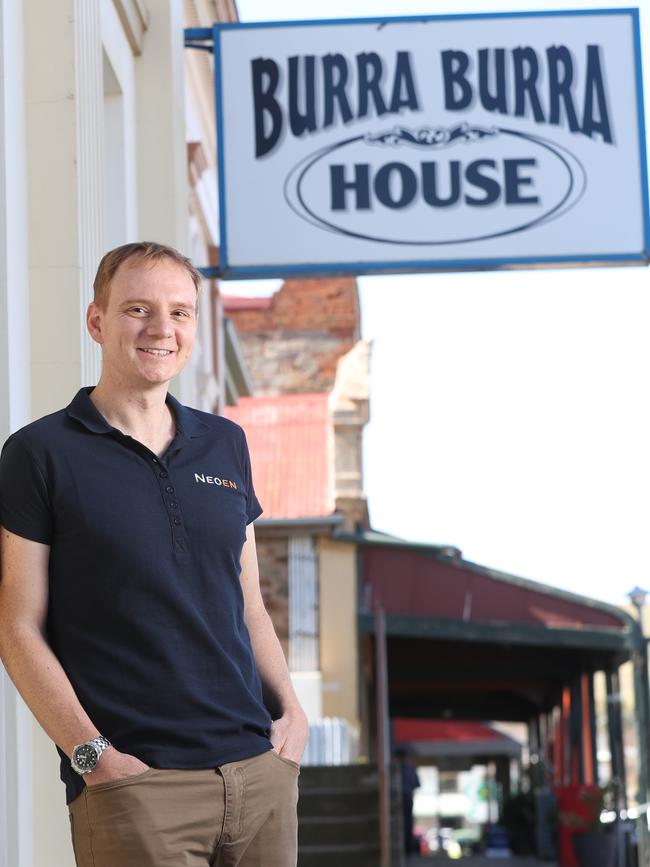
top-left (129, 307), bottom-right (147, 314)
top-left (173, 310), bottom-right (191, 318)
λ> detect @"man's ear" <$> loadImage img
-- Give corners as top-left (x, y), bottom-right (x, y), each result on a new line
top-left (86, 302), bottom-right (105, 345)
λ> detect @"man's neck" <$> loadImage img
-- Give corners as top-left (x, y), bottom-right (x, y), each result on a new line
top-left (89, 377), bottom-right (175, 455)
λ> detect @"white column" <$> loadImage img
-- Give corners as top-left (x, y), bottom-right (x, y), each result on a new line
top-left (0, 0), bottom-right (30, 436)
top-left (101, 0), bottom-right (140, 248)
top-left (0, 1), bottom-right (33, 865)
top-left (135, 0), bottom-right (187, 249)
top-left (74, 0), bottom-right (104, 387)
top-left (22, 2), bottom-right (104, 863)
top-left (134, 0), bottom-right (190, 403)
top-left (24, 0), bottom-right (103, 420)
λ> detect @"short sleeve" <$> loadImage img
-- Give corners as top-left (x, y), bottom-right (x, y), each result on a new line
top-left (240, 428), bottom-right (263, 524)
top-left (0, 435), bottom-right (53, 544)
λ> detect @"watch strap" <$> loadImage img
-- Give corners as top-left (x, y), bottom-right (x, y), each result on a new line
top-left (91, 735), bottom-right (112, 753)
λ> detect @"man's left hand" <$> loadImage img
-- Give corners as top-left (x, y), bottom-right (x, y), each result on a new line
top-left (269, 705), bottom-right (309, 765)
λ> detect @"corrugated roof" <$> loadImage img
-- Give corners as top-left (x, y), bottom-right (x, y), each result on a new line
top-left (338, 528), bottom-right (634, 638)
top-left (223, 393), bottom-right (332, 520)
top-left (359, 542), bottom-right (634, 635)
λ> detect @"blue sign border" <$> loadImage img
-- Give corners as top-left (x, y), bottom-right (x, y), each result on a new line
top-left (212, 8), bottom-right (650, 279)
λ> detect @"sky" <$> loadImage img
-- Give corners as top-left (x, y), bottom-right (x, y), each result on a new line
top-left (231, 0), bottom-right (650, 606)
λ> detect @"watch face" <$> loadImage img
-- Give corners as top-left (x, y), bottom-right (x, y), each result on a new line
top-left (74, 744), bottom-right (99, 771)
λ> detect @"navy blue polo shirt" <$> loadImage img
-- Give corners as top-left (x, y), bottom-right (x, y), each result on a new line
top-left (0, 386), bottom-right (273, 805)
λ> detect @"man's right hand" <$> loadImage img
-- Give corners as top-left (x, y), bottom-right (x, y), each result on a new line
top-left (83, 747), bottom-right (150, 786)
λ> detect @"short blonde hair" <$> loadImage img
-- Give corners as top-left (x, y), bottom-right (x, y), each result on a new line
top-left (93, 242), bottom-right (203, 310)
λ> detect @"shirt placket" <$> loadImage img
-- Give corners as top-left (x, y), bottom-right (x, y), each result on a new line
top-left (116, 433), bottom-right (190, 557)
top-left (150, 452), bottom-right (189, 556)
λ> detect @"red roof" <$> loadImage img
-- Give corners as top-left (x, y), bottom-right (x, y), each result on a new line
top-left (223, 393), bottom-right (332, 520)
top-left (361, 546), bottom-right (626, 631)
top-left (222, 295), bottom-right (272, 311)
top-left (393, 719), bottom-right (504, 744)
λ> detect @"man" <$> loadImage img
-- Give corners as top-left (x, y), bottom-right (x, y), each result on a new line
top-left (395, 748), bottom-right (421, 855)
top-left (0, 241), bottom-right (309, 867)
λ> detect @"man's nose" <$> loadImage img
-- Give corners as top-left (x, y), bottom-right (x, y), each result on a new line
top-left (146, 312), bottom-right (174, 337)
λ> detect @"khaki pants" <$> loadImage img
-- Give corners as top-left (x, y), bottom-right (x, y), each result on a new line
top-left (67, 749), bottom-right (299, 866)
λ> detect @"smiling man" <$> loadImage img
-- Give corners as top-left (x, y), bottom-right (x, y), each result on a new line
top-left (0, 242), bottom-right (308, 867)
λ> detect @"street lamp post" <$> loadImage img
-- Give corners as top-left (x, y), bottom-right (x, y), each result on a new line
top-left (627, 586), bottom-right (650, 867)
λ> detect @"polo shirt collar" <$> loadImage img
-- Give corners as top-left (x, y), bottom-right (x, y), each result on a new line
top-left (165, 391), bottom-right (210, 439)
top-left (66, 387), bottom-right (209, 439)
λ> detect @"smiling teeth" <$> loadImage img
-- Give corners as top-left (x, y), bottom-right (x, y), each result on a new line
top-left (141, 349), bottom-right (172, 356)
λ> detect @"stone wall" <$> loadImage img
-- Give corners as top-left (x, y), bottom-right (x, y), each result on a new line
top-left (225, 277), bottom-right (369, 679)
top-left (223, 277), bottom-right (360, 395)
top-left (256, 535), bottom-right (290, 656)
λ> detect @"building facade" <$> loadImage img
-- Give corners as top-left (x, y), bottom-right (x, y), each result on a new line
top-left (223, 280), bottom-right (371, 760)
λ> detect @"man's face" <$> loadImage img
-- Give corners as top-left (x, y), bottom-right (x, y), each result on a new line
top-left (87, 257), bottom-right (198, 388)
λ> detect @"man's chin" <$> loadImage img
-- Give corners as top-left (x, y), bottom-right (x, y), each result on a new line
top-left (131, 369), bottom-right (177, 388)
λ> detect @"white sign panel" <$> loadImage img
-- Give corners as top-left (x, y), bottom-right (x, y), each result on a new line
top-left (213, 10), bottom-right (649, 278)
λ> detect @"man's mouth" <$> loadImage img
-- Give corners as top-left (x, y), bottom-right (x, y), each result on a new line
top-left (138, 348), bottom-right (174, 356)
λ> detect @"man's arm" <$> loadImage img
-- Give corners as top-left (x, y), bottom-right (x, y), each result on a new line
top-left (0, 527), bottom-right (148, 783)
top-left (240, 522), bottom-right (309, 763)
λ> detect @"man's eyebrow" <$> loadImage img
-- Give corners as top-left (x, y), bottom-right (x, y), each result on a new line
top-left (119, 298), bottom-right (196, 309)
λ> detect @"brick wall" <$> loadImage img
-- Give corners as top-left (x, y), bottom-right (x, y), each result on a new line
top-left (255, 536), bottom-right (289, 657)
top-left (223, 278), bottom-right (360, 395)
top-left (225, 278), bottom-right (366, 670)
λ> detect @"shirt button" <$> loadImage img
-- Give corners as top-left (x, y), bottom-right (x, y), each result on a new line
top-left (152, 457), bottom-right (158, 463)
top-left (170, 501), bottom-right (178, 509)
top-left (173, 517), bottom-right (181, 526)
top-left (160, 472), bottom-right (169, 479)
top-left (165, 485), bottom-right (174, 493)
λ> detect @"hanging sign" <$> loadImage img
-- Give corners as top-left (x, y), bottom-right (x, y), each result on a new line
top-left (213, 9), bottom-right (649, 278)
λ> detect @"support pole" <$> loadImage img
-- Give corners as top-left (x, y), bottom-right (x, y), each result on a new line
top-left (571, 677), bottom-right (584, 784)
top-left (581, 673), bottom-right (595, 785)
top-left (632, 631), bottom-right (650, 867)
top-left (557, 696), bottom-right (568, 786)
top-left (607, 670), bottom-right (628, 809)
top-left (607, 669), bottom-right (629, 867)
top-left (374, 605), bottom-right (391, 867)
top-left (495, 756), bottom-right (511, 814)
top-left (587, 673), bottom-right (598, 785)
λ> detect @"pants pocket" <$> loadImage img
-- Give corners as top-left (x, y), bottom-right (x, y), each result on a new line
top-left (269, 749), bottom-right (301, 771)
top-left (84, 766), bottom-right (157, 794)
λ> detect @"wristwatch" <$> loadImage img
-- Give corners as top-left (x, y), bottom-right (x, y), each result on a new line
top-left (71, 736), bottom-right (113, 775)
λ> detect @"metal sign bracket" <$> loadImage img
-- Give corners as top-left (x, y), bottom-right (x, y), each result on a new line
top-left (184, 28), bottom-right (223, 278)
top-left (184, 27), bottom-right (214, 53)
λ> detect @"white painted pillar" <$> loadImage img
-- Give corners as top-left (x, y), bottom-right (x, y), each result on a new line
top-left (24, 0), bottom-right (103, 420)
top-left (135, 0), bottom-right (187, 250)
top-left (0, 0), bottom-right (33, 865)
top-left (74, 0), bottom-right (104, 388)
top-left (135, 0), bottom-right (191, 403)
top-left (21, 2), bottom-right (104, 863)
top-left (0, 0), bottom-right (30, 436)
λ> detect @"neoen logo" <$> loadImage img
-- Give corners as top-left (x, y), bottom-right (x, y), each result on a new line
top-left (194, 473), bottom-right (238, 490)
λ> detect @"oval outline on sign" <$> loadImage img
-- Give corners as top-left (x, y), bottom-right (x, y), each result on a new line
top-left (284, 127), bottom-right (586, 246)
